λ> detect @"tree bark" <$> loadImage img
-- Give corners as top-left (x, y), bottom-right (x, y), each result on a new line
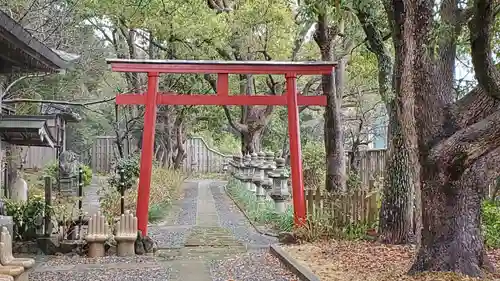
top-left (314, 12), bottom-right (347, 193)
top-left (378, 103), bottom-right (415, 243)
top-left (387, 0), bottom-right (500, 276)
top-left (356, 0), bottom-right (420, 243)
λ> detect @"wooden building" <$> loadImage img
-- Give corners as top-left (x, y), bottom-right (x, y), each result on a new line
top-left (0, 10), bottom-right (77, 192)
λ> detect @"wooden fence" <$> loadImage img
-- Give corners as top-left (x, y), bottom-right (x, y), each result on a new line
top-left (88, 136), bottom-right (231, 174)
top-left (304, 149), bottom-right (386, 225)
top-left (181, 137), bottom-right (231, 174)
top-left (304, 181), bottom-right (380, 226)
top-left (91, 136), bottom-right (116, 174)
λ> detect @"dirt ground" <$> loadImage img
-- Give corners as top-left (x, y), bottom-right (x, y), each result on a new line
top-left (283, 240), bottom-right (500, 281)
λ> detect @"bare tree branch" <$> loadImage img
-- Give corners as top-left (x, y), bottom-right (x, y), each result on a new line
top-left (469, 0), bottom-right (500, 99)
top-left (2, 97), bottom-right (116, 106)
top-left (1, 73), bottom-right (51, 99)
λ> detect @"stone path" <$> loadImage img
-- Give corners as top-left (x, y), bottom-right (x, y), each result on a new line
top-left (30, 180), bottom-right (297, 281)
top-left (81, 176), bottom-right (102, 215)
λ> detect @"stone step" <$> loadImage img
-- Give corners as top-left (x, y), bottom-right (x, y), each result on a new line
top-left (184, 226), bottom-right (243, 247)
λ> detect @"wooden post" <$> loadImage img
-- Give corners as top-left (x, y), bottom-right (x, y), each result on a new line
top-left (44, 176), bottom-right (52, 237)
top-left (78, 167), bottom-right (83, 239)
top-left (119, 168), bottom-right (125, 215)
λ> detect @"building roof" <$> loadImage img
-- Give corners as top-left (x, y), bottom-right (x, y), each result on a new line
top-left (0, 115), bottom-right (56, 147)
top-left (0, 10), bottom-right (74, 73)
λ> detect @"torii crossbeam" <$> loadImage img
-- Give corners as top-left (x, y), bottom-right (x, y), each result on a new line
top-left (107, 59), bottom-right (336, 235)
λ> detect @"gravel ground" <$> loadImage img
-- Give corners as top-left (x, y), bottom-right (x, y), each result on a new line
top-left (210, 251), bottom-right (298, 281)
top-left (148, 225), bottom-right (193, 248)
top-left (210, 183), bottom-right (277, 246)
top-left (176, 184), bottom-right (198, 225)
top-left (31, 267), bottom-right (171, 281)
top-left (40, 255), bottom-right (157, 266)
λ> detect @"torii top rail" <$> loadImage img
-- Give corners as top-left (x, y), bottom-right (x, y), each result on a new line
top-left (107, 59), bottom-right (336, 235)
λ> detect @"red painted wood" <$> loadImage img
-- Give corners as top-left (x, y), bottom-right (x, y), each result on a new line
top-left (135, 73), bottom-right (159, 235)
top-left (110, 62), bottom-right (334, 75)
top-left (286, 74), bottom-right (306, 226)
top-left (116, 93), bottom-right (327, 106)
top-left (217, 73), bottom-right (229, 96)
top-left (110, 59), bottom-right (336, 231)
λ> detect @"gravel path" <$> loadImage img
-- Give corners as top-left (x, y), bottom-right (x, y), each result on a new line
top-left (176, 182), bottom-right (198, 225)
top-left (210, 251), bottom-right (298, 281)
top-left (31, 179), bottom-right (296, 281)
top-left (31, 267), bottom-right (171, 281)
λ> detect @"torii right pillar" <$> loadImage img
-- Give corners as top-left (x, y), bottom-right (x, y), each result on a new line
top-left (285, 73), bottom-right (306, 226)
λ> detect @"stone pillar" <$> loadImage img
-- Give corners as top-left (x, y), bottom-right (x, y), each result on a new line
top-left (269, 158), bottom-right (290, 213)
top-left (252, 152), bottom-right (266, 204)
top-left (230, 155), bottom-right (241, 182)
top-left (260, 152), bottom-right (276, 196)
top-left (241, 154), bottom-right (253, 192)
top-left (248, 153), bottom-right (258, 193)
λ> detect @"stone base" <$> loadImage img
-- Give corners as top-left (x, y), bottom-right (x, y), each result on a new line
top-left (274, 200), bottom-right (287, 213)
top-left (0, 266), bottom-right (24, 281)
top-left (13, 270), bottom-right (28, 281)
top-left (116, 241), bottom-right (135, 256)
top-left (0, 274), bottom-right (13, 281)
top-left (88, 242), bottom-right (105, 257)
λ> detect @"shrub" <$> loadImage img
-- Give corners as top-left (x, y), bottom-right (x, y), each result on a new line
top-left (42, 162), bottom-right (93, 186)
top-left (107, 154), bottom-right (141, 192)
top-left (4, 195), bottom-right (47, 241)
top-left (302, 142), bottom-right (325, 190)
top-left (99, 167), bottom-right (185, 224)
top-left (482, 199), bottom-right (500, 248)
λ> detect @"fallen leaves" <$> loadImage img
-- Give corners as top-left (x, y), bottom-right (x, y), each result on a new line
top-left (283, 240), bottom-right (500, 281)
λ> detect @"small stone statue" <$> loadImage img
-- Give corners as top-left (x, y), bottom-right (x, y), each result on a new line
top-left (59, 150), bottom-right (78, 177)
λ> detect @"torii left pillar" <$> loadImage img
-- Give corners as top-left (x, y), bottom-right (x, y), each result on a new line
top-left (136, 72), bottom-right (159, 235)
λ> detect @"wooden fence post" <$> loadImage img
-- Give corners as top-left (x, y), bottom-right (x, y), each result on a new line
top-left (44, 176), bottom-right (52, 237)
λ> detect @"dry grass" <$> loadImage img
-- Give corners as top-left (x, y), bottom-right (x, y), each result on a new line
top-left (283, 240), bottom-right (500, 281)
top-left (98, 167), bottom-right (185, 222)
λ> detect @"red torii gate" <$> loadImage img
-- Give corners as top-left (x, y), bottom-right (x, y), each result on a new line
top-left (107, 59), bottom-right (336, 235)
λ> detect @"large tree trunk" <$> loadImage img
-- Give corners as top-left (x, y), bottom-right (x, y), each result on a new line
top-left (378, 104), bottom-right (416, 243)
top-left (355, 3), bottom-right (420, 244)
top-left (390, 0), bottom-right (500, 276)
top-left (241, 127), bottom-right (263, 155)
top-left (409, 147), bottom-right (496, 276)
top-left (314, 12), bottom-right (347, 193)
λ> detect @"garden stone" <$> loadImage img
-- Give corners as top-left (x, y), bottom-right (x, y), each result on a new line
top-left (114, 210), bottom-right (137, 256)
top-left (278, 232), bottom-right (297, 244)
top-left (10, 178), bottom-right (27, 203)
top-left (134, 231), bottom-right (146, 255)
top-left (85, 211), bottom-right (109, 258)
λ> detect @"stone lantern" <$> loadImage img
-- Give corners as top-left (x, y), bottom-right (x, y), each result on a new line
top-left (247, 153), bottom-right (258, 193)
top-left (269, 158), bottom-right (290, 213)
top-left (252, 152), bottom-right (266, 203)
top-left (230, 155), bottom-right (241, 180)
top-left (241, 154), bottom-right (253, 191)
top-left (260, 152), bottom-right (276, 195)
